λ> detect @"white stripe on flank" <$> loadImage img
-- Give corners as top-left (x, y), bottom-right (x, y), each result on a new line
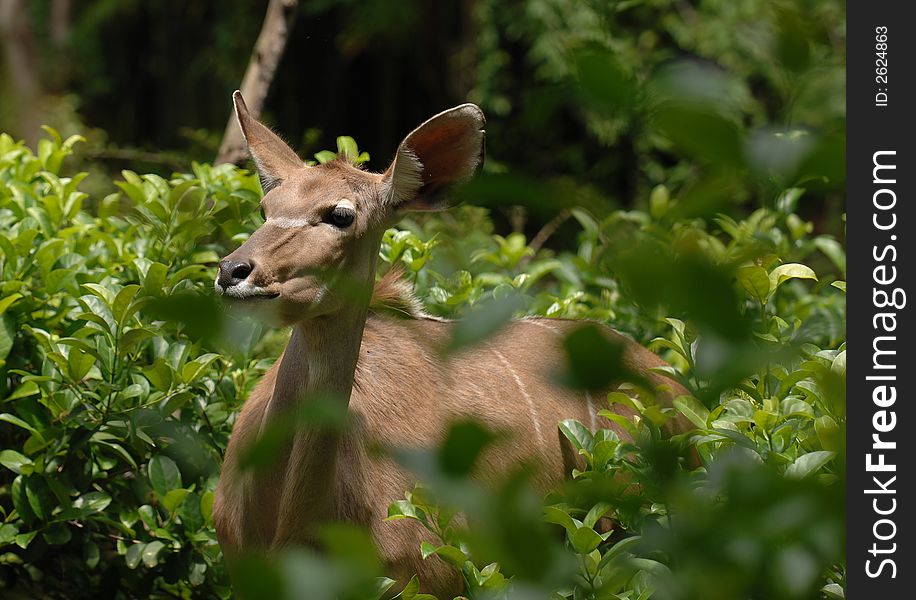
top-left (585, 391), bottom-right (597, 433)
top-left (526, 318), bottom-right (598, 432)
top-left (491, 348), bottom-right (544, 448)
top-left (524, 318), bottom-right (561, 335)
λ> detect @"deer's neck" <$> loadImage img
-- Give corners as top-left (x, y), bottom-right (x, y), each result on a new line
top-left (267, 306), bottom-right (368, 419)
top-left (252, 298), bottom-right (370, 548)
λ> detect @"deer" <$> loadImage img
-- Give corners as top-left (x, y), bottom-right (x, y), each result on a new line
top-left (212, 91), bottom-right (690, 595)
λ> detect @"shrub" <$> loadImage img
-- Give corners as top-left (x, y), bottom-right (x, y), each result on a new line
top-left (1, 129), bottom-right (844, 599)
top-left (0, 130), bottom-right (266, 598)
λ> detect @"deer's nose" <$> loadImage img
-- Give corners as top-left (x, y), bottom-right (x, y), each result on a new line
top-left (217, 259), bottom-right (255, 288)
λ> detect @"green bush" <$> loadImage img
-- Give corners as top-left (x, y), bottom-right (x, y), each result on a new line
top-left (0, 130), bottom-right (268, 598)
top-left (1, 124), bottom-right (844, 599)
top-left (378, 185), bottom-right (846, 599)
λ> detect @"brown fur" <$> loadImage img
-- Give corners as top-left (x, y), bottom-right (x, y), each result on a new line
top-left (214, 311), bottom-right (687, 594)
top-left (212, 95), bottom-right (690, 596)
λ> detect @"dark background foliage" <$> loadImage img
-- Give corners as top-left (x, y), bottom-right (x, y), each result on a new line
top-left (3, 0), bottom-right (844, 236)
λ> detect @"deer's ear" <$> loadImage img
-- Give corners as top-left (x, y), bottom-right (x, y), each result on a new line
top-left (233, 91), bottom-right (303, 191)
top-left (382, 104), bottom-right (485, 211)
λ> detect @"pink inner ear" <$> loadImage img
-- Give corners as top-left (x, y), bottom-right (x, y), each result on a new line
top-left (409, 117), bottom-right (482, 193)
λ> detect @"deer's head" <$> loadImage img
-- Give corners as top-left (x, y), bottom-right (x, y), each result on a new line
top-left (215, 92), bottom-right (485, 325)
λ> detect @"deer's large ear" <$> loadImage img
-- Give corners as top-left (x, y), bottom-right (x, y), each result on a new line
top-left (382, 104), bottom-right (485, 211)
top-left (233, 91), bottom-right (303, 191)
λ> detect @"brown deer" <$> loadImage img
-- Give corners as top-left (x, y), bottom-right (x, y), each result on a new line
top-left (213, 91), bottom-right (689, 594)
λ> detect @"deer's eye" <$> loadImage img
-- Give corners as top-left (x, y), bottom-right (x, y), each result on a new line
top-left (325, 206), bottom-right (355, 229)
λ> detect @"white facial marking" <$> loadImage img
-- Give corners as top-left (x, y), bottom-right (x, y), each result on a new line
top-left (267, 216), bottom-right (312, 229)
top-left (266, 200), bottom-right (356, 230)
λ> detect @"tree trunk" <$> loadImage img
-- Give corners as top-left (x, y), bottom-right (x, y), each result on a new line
top-left (0, 0), bottom-right (44, 145)
top-left (215, 0), bottom-right (300, 165)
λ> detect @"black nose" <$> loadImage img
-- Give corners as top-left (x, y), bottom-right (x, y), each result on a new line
top-left (217, 259), bottom-right (254, 288)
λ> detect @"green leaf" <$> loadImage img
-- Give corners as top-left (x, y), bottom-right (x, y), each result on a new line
top-left (162, 489), bottom-right (190, 513)
top-left (785, 450), bottom-right (835, 479)
top-left (815, 416), bottom-right (841, 452)
top-left (336, 136), bottom-right (359, 162)
top-left (570, 525), bottom-right (603, 554)
top-left (768, 263), bottom-right (817, 298)
top-left (0, 524), bottom-right (18, 545)
top-left (81, 282), bottom-right (115, 305)
top-left (15, 531), bottom-right (37, 549)
top-left (148, 455), bottom-right (181, 496)
top-left (142, 262), bottom-right (169, 295)
top-left (438, 419), bottom-right (496, 477)
top-left (25, 475), bottom-right (54, 520)
top-left (142, 358), bottom-right (174, 391)
top-left (0, 413), bottom-right (44, 442)
top-left (446, 293), bottom-right (524, 353)
top-left (831, 350), bottom-right (846, 377)
top-left (393, 575), bottom-right (420, 600)
top-left (649, 185), bottom-right (670, 219)
top-left (43, 523), bottom-right (72, 545)
top-left (67, 348), bottom-right (95, 381)
top-left (181, 353), bottom-right (220, 384)
top-left (125, 543), bottom-right (143, 569)
top-left (583, 502), bottom-right (614, 529)
top-left (558, 419), bottom-right (593, 453)
top-left (419, 541), bottom-right (468, 568)
top-left (597, 409), bottom-right (637, 437)
top-left (0, 449), bottom-right (33, 474)
top-left (386, 499), bottom-right (420, 521)
top-left (543, 506), bottom-right (579, 534)
top-left (561, 324), bottom-right (632, 390)
top-left (141, 540), bottom-right (167, 567)
top-left (84, 540), bottom-right (101, 569)
top-left (673, 395), bottom-right (710, 429)
top-left (200, 491), bottom-right (215, 524)
top-left (724, 398), bottom-right (755, 419)
top-left (11, 476), bottom-right (34, 525)
top-left (189, 562), bottom-right (206, 586)
top-left (736, 265), bottom-right (770, 303)
top-left (0, 314), bottom-right (13, 362)
top-left (372, 578), bottom-right (398, 600)
top-left (73, 491), bottom-right (112, 513)
top-left (6, 380), bottom-right (39, 401)
top-left (814, 236), bottom-right (846, 275)
top-left (118, 328), bottom-right (156, 355)
top-left (652, 105), bottom-right (743, 168)
top-left (0, 293), bottom-right (22, 315)
top-left (314, 150), bottom-right (337, 164)
top-left (591, 439), bottom-right (619, 469)
top-left (112, 284), bottom-right (141, 325)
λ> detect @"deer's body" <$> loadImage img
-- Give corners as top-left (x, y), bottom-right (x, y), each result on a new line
top-left (211, 94), bottom-right (686, 595)
top-left (215, 310), bottom-right (681, 593)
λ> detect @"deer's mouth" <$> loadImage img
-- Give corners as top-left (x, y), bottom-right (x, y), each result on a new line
top-left (214, 280), bottom-right (281, 301)
top-left (230, 291), bottom-right (280, 301)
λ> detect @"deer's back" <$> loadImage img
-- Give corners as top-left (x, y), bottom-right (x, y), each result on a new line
top-left (217, 315), bottom-right (684, 595)
top-left (337, 316), bottom-right (684, 592)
